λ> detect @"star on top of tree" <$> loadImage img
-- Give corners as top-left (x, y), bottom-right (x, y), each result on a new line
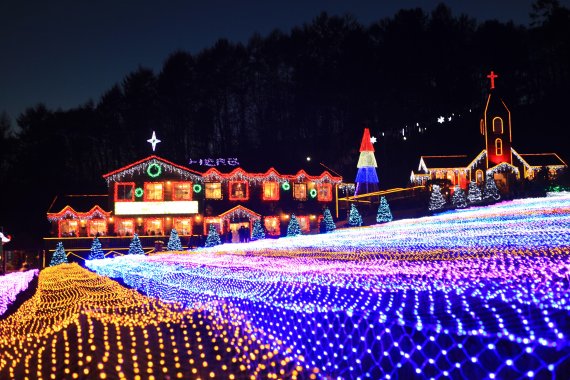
top-left (147, 131), bottom-right (161, 151)
top-left (437, 116), bottom-right (445, 124)
top-left (370, 136), bottom-right (377, 144)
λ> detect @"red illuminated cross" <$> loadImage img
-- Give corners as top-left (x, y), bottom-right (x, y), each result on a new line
top-left (487, 70), bottom-right (498, 89)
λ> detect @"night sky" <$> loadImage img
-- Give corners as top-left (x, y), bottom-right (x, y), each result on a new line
top-left (1, 0), bottom-right (565, 126)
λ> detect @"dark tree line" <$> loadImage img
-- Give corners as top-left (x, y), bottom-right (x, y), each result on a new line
top-left (1, 1), bottom-right (569, 247)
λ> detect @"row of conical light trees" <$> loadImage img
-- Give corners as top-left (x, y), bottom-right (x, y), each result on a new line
top-left (428, 177), bottom-right (501, 212)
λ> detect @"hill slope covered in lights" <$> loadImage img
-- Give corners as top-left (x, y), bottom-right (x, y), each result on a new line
top-left (87, 194), bottom-right (570, 379)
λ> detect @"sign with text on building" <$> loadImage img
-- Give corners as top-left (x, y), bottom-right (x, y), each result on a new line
top-left (115, 201), bottom-right (199, 216)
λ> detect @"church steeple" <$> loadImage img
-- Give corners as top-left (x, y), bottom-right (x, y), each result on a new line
top-left (480, 71), bottom-right (513, 169)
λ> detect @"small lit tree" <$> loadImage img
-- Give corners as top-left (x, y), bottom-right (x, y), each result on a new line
top-left (167, 228), bottom-right (183, 251)
top-left (128, 233), bottom-right (145, 255)
top-left (348, 204), bottom-right (363, 227)
top-left (251, 219), bottom-right (265, 240)
top-left (287, 214), bottom-right (302, 237)
top-left (467, 181), bottom-right (482, 204)
top-left (483, 175), bottom-right (501, 202)
top-left (322, 208), bottom-right (336, 232)
top-left (428, 184), bottom-right (447, 211)
top-left (451, 186), bottom-right (467, 209)
top-left (376, 196), bottom-right (393, 223)
top-left (50, 242), bottom-right (68, 266)
top-left (88, 237), bottom-right (105, 260)
top-left (205, 224), bottom-right (222, 247)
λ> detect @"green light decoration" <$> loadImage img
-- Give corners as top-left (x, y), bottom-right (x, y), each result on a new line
top-left (147, 163), bottom-right (162, 178)
top-left (309, 189), bottom-right (318, 198)
top-left (193, 184), bottom-right (203, 193)
top-left (135, 187), bottom-right (144, 197)
top-left (282, 182), bottom-right (290, 191)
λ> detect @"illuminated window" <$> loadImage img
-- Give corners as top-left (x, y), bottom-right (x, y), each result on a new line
top-left (115, 219), bottom-right (134, 236)
top-left (492, 117), bottom-right (503, 133)
top-left (145, 218), bottom-right (164, 235)
top-left (88, 220), bottom-right (107, 237)
top-left (59, 219), bottom-right (79, 237)
top-left (293, 183), bottom-right (307, 200)
top-left (495, 138), bottom-right (503, 156)
top-left (476, 170), bottom-right (484, 184)
top-left (203, 217), bottom-right (222, 235)
top-left (115, 182), bottom-right (134, 201)
top-left (262, 182), bottom-right (280, 201)
top-left (297, 216), bottom-right (311, 232)
top-left (205, 183), bottom-right (222, 199)
top-left (317, 183), bottom-right (333, 201)
top-left (480, 119), bottom-right (485, 135)
top-left (172, 182), bottom-right (192, 201)
top-left (173, 218), bottom-right (192, 235)
top-left (144, 182), bottom-right (164, 201)
top-left (264, 216), bottom-right (280, 236)
top-left (447, 171), bottom-right (455, 185)
top-left (229, 181), bottom-right (249, 201)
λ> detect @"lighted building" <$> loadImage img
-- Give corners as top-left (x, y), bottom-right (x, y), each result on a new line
top-left (410, 71), bottom-right (567, 192)
top-left (44, 155), bottom-right (342, 258)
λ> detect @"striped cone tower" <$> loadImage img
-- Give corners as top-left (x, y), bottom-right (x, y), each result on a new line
top-left (355, 128), bottom-right (379, 195)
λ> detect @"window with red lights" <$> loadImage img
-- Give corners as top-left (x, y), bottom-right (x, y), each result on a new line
top-left (297, 215), bottom-right (311, 232)
top-left (205, 183), bottom-right (222, 199)
top-left (115, 219), bottom-right (134, 236)
top-left (317, 183), bottom-right (333, 201)
top-left (264, 216), bottom-right (280, 236)
top-left (229, 181), bottom-right (249, 201)
top-left (293, 183), bottom-right (307, 200)
top-left (203, 217), bottom-right (223, 235)
top-left (495, 138), bottom-right (503, 156)
top-left (59, 219), bottom-right (79, 237)
top-left (262, 182), bottom-right (280, 201)
top-left (144, 218), bottom-right (164, 236)
top-left (88, 220), bottom-right (107, 237)
top-left (144, 182), bottom-right (164, 201)
top-left (172, 182), bottom-right (192, 201)
top-left (476, 170), bottom-right (484, 184)
top-left (173, 218), bottom-right (192, 235)
top-left (115, 182), bottom-right (135, 202)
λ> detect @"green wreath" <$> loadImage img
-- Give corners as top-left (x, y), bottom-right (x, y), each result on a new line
top-left (147, 163), bottom-right (162, 178)
top-left (282, 182), bottom-right (291, 191)
top-left (193, 184), bottom-right (203, 193)
top-left (309, 188), bottom-right (318, 198)
top-left (135, 187), bottom-right (144, 197)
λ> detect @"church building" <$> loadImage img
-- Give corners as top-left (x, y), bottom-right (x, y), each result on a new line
top-left (410, 71), bottom-right (567, 192)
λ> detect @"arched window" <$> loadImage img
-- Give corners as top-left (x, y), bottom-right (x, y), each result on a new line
top-left (480, 119), bottom-right (485, 135)
top-left (476, 170), bottom-right (484, 184)
top-left (492, 117), bottom-right (503, 133)
top-left (495, 138), bottom-right (503, 156)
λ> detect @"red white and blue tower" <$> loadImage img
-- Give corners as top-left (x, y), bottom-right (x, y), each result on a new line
top-left (355, 128), bottom-right (379, 195)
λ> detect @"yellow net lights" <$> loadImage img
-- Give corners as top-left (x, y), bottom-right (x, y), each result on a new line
top-left (0, 263), bottom-right (314, 380)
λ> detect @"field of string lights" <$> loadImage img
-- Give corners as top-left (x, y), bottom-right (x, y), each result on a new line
top-left (2, 194), bottom-right (570, 379)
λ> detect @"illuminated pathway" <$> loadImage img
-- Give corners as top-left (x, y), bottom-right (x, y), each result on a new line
top-left (0, 264), bottom-right (313, 379)
top-left (87, 194), bottom-right (570, 379)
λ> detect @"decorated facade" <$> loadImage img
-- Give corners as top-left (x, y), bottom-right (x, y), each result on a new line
top-left (45, 155), bottom-right (342, 256)
top-left (410, 71), bottom-right (567, 192)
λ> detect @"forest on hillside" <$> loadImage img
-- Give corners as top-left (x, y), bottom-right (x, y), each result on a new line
top-left (1, 1), bottom-right (569, 247)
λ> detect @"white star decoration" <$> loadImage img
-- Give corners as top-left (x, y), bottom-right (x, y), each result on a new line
top-left (147, 131), bottom-right (161, 151)
top-left (370, 136), bottom-right (377, 144)
top-left (437, 116), bottom-right (445, 124)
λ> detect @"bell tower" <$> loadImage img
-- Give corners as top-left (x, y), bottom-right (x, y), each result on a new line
top-left (480, 71), bottom-right (513, 169)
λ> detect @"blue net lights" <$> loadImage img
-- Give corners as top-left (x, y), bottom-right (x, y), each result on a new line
top-left (87, 194), bottom-right (570, 378)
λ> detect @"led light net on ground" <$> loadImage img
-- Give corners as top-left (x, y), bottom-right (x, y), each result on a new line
top-left (0, 269), bottom-right (38, 317)
top-left (87, 195), bottom-right (570, 379)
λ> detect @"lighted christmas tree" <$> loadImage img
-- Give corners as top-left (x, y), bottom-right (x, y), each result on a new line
top-left (322, 208), bottom-right (336, 232)
top-left (128, 233), bottom-right (145, 255)
top-left (483, 175), bottom-right (501, 202)
top-left (167, 228), bottom-right (183, 251)
top-left (376, 196), bottom-right (393, 223)
top-left (451, 186), bottom-right (467, 209)
top-left (88, 237), bottom-right (105, 260)
top-left (348, 204), bottom-right (363, 227)
top-left (50, 242), bottom-right (68, 266)
top-left (428, 185), bottom-right (447, 211)
top-left (205, 224), bottom-right (222, 247)
top-left (287, 214), bottom-right (302, 236)
top-left (251, 219), bottom-right (265, 240)
top-left (467, 181), bottom-right (482, 204)
top-left (355, 128), bottom-right (379, 195)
